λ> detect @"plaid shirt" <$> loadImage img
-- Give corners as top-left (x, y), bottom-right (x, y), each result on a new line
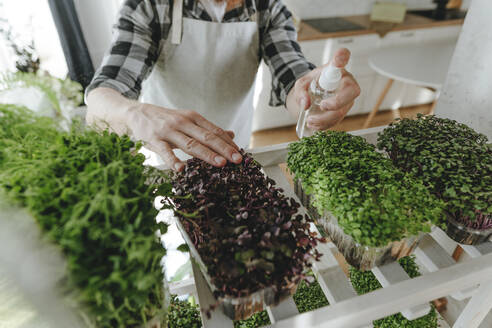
top-left (87, 0), bottom-right (315, 106)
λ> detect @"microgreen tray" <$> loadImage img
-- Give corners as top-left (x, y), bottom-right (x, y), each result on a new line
top-left (294, 179), bottom-right (423, 271)
top-left (174, 216), bottom-right (298, 320)
top-left (446, 216), bottom-right (492, 245)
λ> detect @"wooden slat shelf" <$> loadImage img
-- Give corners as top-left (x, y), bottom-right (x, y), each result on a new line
top-left (171, 127), bottom-right (492, 328)
top-left (372, 262), bottom-right (432, 320)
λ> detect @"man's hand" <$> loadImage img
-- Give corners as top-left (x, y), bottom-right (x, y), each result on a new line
top-left (287, 48), bottom-right (361, 131)
top-left (126, 104), bottom-right (243, 171)
top-left (86, 87), bottom-right (242, 172)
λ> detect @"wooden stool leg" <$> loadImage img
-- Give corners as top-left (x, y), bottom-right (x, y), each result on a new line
top-left (363, 78), bottom-right (394, 129)
top-left (427, 89), bottom-right (440, 115)
top-left (452, 245), bottom-right (464, 261)
top-left (393, 83), bottom-right (407, 120)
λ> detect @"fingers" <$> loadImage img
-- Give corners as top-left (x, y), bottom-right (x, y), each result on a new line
top-left (319, 70), bottom-right (360, 111)
top-left (187, 111), bottom-right (238, 149)
top-left (293, 48), bottom-right (351, 113)
top-left (147, 140), bottom-right (185, 172)
top-left (170, 131), bottom-right (232, 168)
top-left (332, 48), bottom-right (351, 68)
top-left (180, 124), bottom-right (243, 164)
top-left (290, 48), bottom-right (357, 132)
top-left (307, 101), bottom-right (354, 131)
top-left (293, 73), bottom-right (315, 111)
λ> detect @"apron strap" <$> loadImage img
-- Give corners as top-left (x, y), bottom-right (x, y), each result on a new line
top-left (171, 0), bottom-right (184, 45)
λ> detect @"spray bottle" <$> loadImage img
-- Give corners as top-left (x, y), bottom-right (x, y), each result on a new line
top-left (296, 64), bottom-right (342, 138)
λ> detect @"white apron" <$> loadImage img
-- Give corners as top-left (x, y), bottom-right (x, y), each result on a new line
top-left (140, 0), bottom-right (260, 166)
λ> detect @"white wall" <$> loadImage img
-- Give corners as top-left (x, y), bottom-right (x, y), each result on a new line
top-left (435, 0), bottom-right (492, 139)
top-left (283, 0), bottom-right (471, 19)
top-left (0, 39), bottom-right (13, 72)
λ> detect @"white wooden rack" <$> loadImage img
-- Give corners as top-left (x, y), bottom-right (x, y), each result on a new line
top-left (169, 127), bottom-right (492, 328)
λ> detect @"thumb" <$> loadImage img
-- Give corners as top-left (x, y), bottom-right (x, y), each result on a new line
top-left (332, 48), bottom-right (351, 68)
top-left (226, 130), bottom-right (235, 139)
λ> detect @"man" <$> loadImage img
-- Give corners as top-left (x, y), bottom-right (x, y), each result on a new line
top-left (86, 0), bottom-right (360, 171)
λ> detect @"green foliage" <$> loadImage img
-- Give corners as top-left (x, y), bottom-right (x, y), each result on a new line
top-left (293, 277), bottom-right (329, 313)
top-left (166, 295), bottom-right (271, 328)
top-left (377, 115), bottom-right (492, 229)
top-left (287, 131), bottom-right (444, 247)
top-left (177, 244), bottom-right (191, 252)
top-left (396, 256), bottom-right (421, 278)
top-left (0, 105), bottom-right (172, 327)
top-left (167, 274), bottom-right (329, 327)
top-left (349, 267), bottom-right (383, 295)
top-left (0, 72), bottom-right (84, 115)
top-left (372, 311), bottom-right (437, 328)
top-left (168, 295), bottom-right (203, 328)
top-left (350, 256), bottom-right (438, 328)
top-left (234, 311), bottom-right (270, 328)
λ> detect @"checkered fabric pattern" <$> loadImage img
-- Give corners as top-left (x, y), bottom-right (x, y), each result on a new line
top-left (87, 0), bottom-right (315, 106)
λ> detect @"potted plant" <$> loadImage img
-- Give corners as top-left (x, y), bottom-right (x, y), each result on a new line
top-left (350, 256), bottom-right (438, 328)
top-left (377, 115), bottom-right (492, 245)
top-left (287, 131), bottom-right (444, 270)
top-left (0, 105), bottom-right (172, 327)
top-left (168, 154), bottom-right (324, 320)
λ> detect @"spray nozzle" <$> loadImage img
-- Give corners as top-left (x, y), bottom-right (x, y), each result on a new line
top-left (319, 64), bottom-right (342, 91)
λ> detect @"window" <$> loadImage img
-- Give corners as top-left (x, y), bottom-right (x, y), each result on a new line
top-left (0, 0), bottom-right (66, 77)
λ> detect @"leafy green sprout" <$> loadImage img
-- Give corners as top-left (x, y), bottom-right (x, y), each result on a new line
top-left (377, 115), bottom-right (491, 229)
top-left (168, 295), bottom-right (203, 328)
top-left (0, 105), bottom-right (173, 327)
top-left (349, 256), bottom-right (438, 328)
top-left (287, 131), bottom-right (445, 248)
top-left (292, 275), bottom-right (329, 313)
top-left (0, 72), bottom-right (84, 116)
top-left (167, 273), bottom-right (329, 328)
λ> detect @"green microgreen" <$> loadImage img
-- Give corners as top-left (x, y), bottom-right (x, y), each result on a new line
top-left (293, 275), bottom-right (329, 313)
top-left (287, 131), bottom-right (444, 248)
top-left (0, 105), bottom-right (173, 327)
top-left (233, 311), bottom-right (270, 328)
top-left (0, 72), bottom-right (84, 116)
top-left (350, 256), bottom-right (438, 328)
top-left (168, 295), bottom-right (203, 328)
top-left (377, 115), bottom-right (492, 230)
top-left (167, 272), bottom-right (329, 328)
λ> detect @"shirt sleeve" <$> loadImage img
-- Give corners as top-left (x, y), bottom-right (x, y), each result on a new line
top-left (258, 0), bottom-right (316, 107)
top-left (85, 0), bottom-right (168, 100)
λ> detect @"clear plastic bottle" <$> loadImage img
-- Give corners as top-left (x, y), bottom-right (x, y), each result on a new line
top-left (296, 65), bottom-right (342, 138)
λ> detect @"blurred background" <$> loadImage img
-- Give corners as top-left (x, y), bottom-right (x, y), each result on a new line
top-left (0, 0), bottom-right (478, 147)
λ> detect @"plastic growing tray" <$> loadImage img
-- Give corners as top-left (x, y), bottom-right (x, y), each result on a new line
top-left (446, 216), bottom-right (492, 245)
top-left (294, 179), bottom-right (423, 271)
top-left (174, 216), bottom-right (298, 320)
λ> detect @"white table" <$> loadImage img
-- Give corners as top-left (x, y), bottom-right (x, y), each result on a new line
top-left (363, 41), bottom-right (457, 128)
